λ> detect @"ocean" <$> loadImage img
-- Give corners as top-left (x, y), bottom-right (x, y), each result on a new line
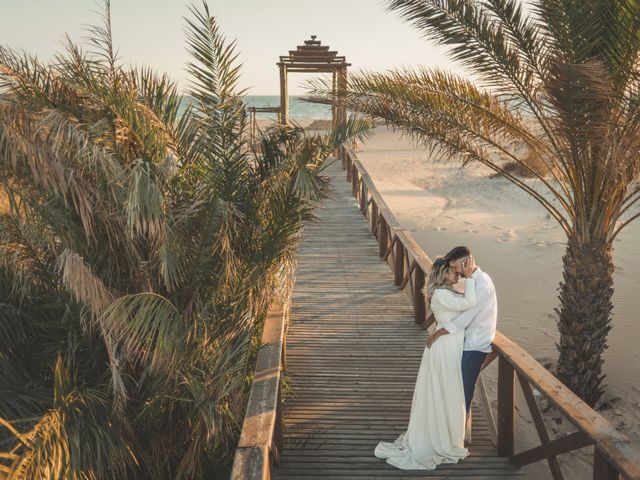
top-left (245, 95), bottom-right (331, 119)
top-left (178, 95), bottom-right (332, 120)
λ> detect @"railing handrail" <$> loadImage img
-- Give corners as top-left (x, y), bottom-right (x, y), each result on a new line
top-left (230, 302), bottom-right (286, 480)
top-left (340, 146), bottom-right (640, 480)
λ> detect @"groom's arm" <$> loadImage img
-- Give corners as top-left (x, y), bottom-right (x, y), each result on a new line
top-left (426, 327), bottom-right (449, 348)
top-left (440, 279), bottom-right (491, 334)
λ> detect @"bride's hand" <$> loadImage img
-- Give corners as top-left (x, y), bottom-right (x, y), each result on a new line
top-left (462, 256), bottom-right (476, 277)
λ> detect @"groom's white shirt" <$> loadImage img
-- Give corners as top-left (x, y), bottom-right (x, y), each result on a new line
top-left (440, 267), bottom-right (497, 353)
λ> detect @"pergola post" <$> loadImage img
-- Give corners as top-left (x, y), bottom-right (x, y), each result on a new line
top-left (336, 66), bottom-right (348, 129)
top-left (331, 70), bottom-right (337, 127)
top-left (277, 36), bottom-right (349, 129)
top-left (279, 64), bottom-right (288, 126)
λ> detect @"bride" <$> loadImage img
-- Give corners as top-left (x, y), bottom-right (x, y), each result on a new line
top-left (374, 255), bottom-right (478, 470)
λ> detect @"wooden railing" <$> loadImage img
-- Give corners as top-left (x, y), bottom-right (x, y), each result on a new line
top-left (230, 303), bottom-right (286, 480)
top-left (339, 146), bottom-right (640, 480)
top-left (247, 106), bottom-right (282, 141)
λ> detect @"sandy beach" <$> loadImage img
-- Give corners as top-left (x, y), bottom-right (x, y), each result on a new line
top-left (353, 126), bottom-right (640, 479)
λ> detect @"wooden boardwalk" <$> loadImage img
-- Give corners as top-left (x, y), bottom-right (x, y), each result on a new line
top-left (275, 159), bottom-right (520, 479)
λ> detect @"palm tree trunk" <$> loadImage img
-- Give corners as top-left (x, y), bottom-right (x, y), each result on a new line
top-left (556, 235), bottom-right (614, 407)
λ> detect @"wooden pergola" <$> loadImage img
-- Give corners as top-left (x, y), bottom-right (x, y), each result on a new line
top-left (277, 35), bottom-right (350, 126)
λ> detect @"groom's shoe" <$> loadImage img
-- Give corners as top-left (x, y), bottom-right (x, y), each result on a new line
top-left (464, 412), bottom-right (472, 446)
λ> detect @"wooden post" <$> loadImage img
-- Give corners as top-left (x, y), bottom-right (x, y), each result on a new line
top-left (279, 64), bottom-right (288, 126)
top-left (359, 181), bottom-right (367, 213)
top-left (497, 356), bottom-right (515, 457)
top-left (331, 70), bottom-right (337, 128)
top-left (351, 167), bottom-right (358, 196)
top-left (345, 152), bottom-right (352, 181)
top-left (336, 66), bottom-right (347, 129)
top-left (593, 447), bottom-right (619, 480)
top-left (249, 109), bottom-right (256, 142)
top-left (394, 241), bottom-right (404, 286)
top-left (413, 266), bottom-right (426, 325)
top-left (378, 218), bottom-right (388, 258)
top-left (371, 202), bottom-right (378, 237)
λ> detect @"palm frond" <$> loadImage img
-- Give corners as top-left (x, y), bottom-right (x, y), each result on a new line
top-left (85, 0), bottom-right (119, 75)
top-left (183, 2), bottom-right (251, 204)
top-left (0, 213), bottom-right (54, 302)
top-left (0, 47), bottom-right (79, 110)
top-left (1, 358), bottom-right (136, 480)
top-left (55, 249), bottom-right (114, 316)
top-left (125, 158), bottom-right (166, 241)
top-left (184, 2), bottom-right (244, 110)
top-left (482, 0), bottom-right (550, 79)
top-left (307, 68), bottom-right (573, 230)
top-left (0, 352), bottom-right (49, 420)
top-left (535, 0), bottom-right (640, 90)
top-left (385, 0), bottom-right (541, 97)
top-left (323, 113), bottom-right (376, 151)
top-left (0, 102), bottom-right (128, 239)
top-left (0, 304), bottom-right (27, 347)
top-left (131, 67), bottom-right (181, 127)
top-left (100, 293), bottom-right (184, 375)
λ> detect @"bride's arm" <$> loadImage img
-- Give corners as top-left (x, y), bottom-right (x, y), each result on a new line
top-left (426, 279), bottom-right (477, 348)
top-left (432, 278), bottom-right (477, 312)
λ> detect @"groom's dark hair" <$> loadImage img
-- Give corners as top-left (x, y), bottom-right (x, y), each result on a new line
top-left (445, 246), bottom-right (470, 263)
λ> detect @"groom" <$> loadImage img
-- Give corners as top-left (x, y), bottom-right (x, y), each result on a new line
top-left (427, 246), bottom-right (497, 417)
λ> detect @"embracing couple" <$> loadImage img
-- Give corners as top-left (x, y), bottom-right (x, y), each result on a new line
top-left (374, 246), bottom-right (497, 470)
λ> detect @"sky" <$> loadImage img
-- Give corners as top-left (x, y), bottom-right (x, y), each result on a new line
top-left (0, 0), bottom-right (459, 95)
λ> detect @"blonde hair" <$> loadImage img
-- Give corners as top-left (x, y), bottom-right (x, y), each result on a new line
top-left (424, 256), bottom-right (452, 297)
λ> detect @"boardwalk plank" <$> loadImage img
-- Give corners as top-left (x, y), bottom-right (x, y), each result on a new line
top-left (275, 160), bottom-right (519, 479)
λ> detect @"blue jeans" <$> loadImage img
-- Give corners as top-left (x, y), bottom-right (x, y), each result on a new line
top-left (462, 350), bottom-right (487, 412)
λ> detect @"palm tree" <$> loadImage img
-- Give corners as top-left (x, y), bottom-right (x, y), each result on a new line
top-left (307, 0), bottom-right (640, 406)
top-left (0, 1), bottom-right (370, 478)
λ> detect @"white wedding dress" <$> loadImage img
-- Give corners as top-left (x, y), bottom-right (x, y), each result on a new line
top-left (374, 278), bottom-right (477, 470)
